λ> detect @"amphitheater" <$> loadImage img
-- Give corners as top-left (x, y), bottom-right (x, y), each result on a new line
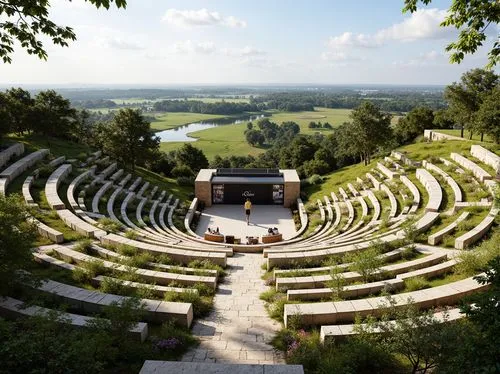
top-left (0, 132), bottom-right (498, 374)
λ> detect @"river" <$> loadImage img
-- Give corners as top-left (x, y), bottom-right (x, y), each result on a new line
top-left (156, 114), bottom-right (266, 142)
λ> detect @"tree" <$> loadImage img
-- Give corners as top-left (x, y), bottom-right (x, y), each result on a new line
top-left (344, 244), bottom-right (384, 283)
top-left (0, 92), bottom-right (11, 139)
top-left (432, 109), bottom-right (455, 129)
top-left (97, 108), bottom-right (159, 170)
top-left (403, 0), bottom-right (500, 68)
top-left (3, 87), bottom-right (34, 135)
top-left (32, 89), bottom-right (77, 138)
top-left (444, 68), bottom-right (498, 138)
top-left (0, 0), bottom-right (127, 63)
top-left (245, 129), bottom-right (265, 146)
top-left (340, 102), bottom-right (392, 165)
top-left (326, 264), bottom-right (346, 301)
top-left (175, 143), bottom-right (209, 172)
top-left (476, 85), bottom-right (500, 143)
top-left (0, 194), bottom-right (38, 296)
top-left (394, 106), bottom-right (434, 144)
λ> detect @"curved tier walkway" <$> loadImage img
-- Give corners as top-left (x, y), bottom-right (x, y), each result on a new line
top-left (182, 253), bottom-right (284, 364)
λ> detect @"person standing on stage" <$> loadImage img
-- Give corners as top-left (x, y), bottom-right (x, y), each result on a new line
top-left (244, 198), bottom-right (252, 225)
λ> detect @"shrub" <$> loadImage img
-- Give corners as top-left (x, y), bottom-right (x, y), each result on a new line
top-left (156, 254), bottom-right (173, 265)
top-left (405, 276), bottom-right (430, 291)
top-left (74, 239), bottom-right (93, 254)
top-left (117, 244), bottom-right (138, 257)
top-left (124, 230), bottom-right (139, 240)
top-left (401, 245), bottom-right (418, 260)
top-left (81, 260), bottom-right (107, 278)
top-left (171, 165), bottom-right (194, 178)
top-left (98, 217), bottom-right (122, 233)
top-left (37, 165), bottom-right (55, 178)
top-left (176, 176), bottom-right (194, 186)
top-left (308, 174), bottom-right (323, 185)
top-left (260, 289), bottom-right (279, 303)
top-left (188, 259), bottom-right (225, 277)
top-left (164, 290), bottom-right (213, 317)
top-left (100, 277), bottom-right (129, 295)
top-left (192, 282), bottom-right (214, 297)
top-left (72, 267), bottom-right (91, 283)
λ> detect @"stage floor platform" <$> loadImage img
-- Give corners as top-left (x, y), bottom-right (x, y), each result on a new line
top-left (195, 205), bottom-right (297, 240)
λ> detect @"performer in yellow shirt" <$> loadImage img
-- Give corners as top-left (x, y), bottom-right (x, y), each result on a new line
top-left (244, 198), bottom-right (252, 225)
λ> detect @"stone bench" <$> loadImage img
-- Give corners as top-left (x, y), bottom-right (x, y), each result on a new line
top-left (29, 217), bottom-right (64, 243)
top-left (45, 164), bottom-right (73, 210)
top-left (391, 150), bottom-right (421, 167)
top-left (96, 162), bottom-right (117, 182)
top-left (23, 175), bottom-right (37, 205)
top-left (288, 278), bottom-right (404, 301)
top-left (48, 156), bottom-right (66, 168)
top-left (0, 149), bottom-right (49, 194)
top-left (50, 244), bottom-right (217, 289)
top-left (110, 168), bottom-right (124, 181)
top-left (128, 177), bottom-right (142, 192)
top-left (365, 190), bottom-right (381, 221)
top-left (366, 173), bottom-right (381, 190)
top-left (455, 207), bottom-right (499, 249)
top-left (320, 307), bottom-right (462, 343)
top-left (397, 259), bottom-right (457, 281)
top-left (416, 168), bottom-right (442, 212)
top-left (347, 183), bottom-right (360, 197)
top-left (92, 181), bottom-right (113, 213)
top-left (204, 232), bottom-right (225, 242)
top-left (137, 181), bottom-right (150, 197)
top-left (381, 184), bottom-right (397, 217)
top-left (470, 145), bottom-right (500, 176)
top-left (377, 162), bottom-right (398, 180)
top-left (0, 142), bottom-right (24, 169)
top-left (57, 209), bottom-right (107, 238)
top-left (338, 187), bottom-right (349, 201)
top-left (119, 173), bottom-right (132, 187)
top-left (428, 211), bottom-right (470, 245)
top-left (37, 279), bottom-right (193, 327)
top-left (100, 233), bottom-right (227, 267)
top-left (423, 161), bottom-right (463, 203)
top-left (0, 296), bottom-right (149, 342)
top-left (451, 153), bottom-right (491, 182)
top-left (139, 361), bottom-right (305, 374)
top-left (399, 176), bottom-right (420, 212)
top-left (284, 275), bottom-right (487, 327)
top-left (67, 166), bottom-right (96, 209)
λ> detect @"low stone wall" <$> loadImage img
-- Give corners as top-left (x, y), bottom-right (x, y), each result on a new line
top-left (0, 143), bottom-right (24, 169)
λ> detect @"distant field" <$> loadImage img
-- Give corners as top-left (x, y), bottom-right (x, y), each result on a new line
top-left (183, 97), bottom-right (251, 104)
top-left (266, 107), bottom-right (350, 134)
top-left (150, 112), bottom-right (226, 131)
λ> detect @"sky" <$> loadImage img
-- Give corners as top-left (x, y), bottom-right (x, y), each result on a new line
top-left (0, 0), bottom-right (498, 86)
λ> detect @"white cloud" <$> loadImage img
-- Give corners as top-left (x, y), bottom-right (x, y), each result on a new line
top-left (162, 8), bottom-right (247, 28)
top-left (321, 51), bottom-right (364, 62)
top-left (392, 50), bottom-right (444, 67)
top-left (168, 40), bottom-right (217, 55)
top-left (223, 46), bottom-right (266, 57)
top-left (327, 8), bottom-right (454, 49)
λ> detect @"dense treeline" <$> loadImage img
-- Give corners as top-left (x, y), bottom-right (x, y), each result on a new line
top-left (152, 99), bottom-right (260, 115)
top-left (253, 91), bottom-right (447, 112)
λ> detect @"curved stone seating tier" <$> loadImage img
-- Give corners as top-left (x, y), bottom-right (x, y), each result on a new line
top-left (128, 177), bottom-right (142, 192)
top-left (48, 156), bottom-right (66, 168)
top-left (338, 187), bottom-right (349, 201)
top-left (92, 181), bottom-right (113, 213)
top-left (48, 245), bottom-right (217, 289)
top-left (0, 142), bottom-right (24, 169)
top-left (136, 198), bottom-right (149, 227)
top-left (377, 162), bottom-right (398, 180)
top-left (341, 199), bottom-right (355, 232)
top-left (148, 186), bottom-right (158, 200)
top-left (366, 173), bottom-right (381, 190)
top-left (347, 183), bottom-right (360, 197)
top-left (423, 161), bottom-right (462, 203)
top-left (416, 168), bottom-right (442, 212)
top-left (91, 276), bottom-right (199, 298)
top-left (85, 150), bottom-right (102, 165)
top-left (96, 162), bottom-right (117, 182)
top-left (396, 259), bottom-right (457, 281)
top-left (471, 145), bottom-right (500, 177)
top-left (184, 198), bottom-right (200, 238)
top-left (452, 201), bottom-right (492, 214)
top-left (106, 186), bottom-right (123, 222)
top-left (365, 190), bottom-right (381, 221)
top-left (119, 173), bottom-right (132, 187)
top-left (391, 151), bottom-right (421, 168)
top-left (149, 201), bottom-right (169, 237)
top-left (275, 252), bottom-right (448, 291)
top-left (380, 184), bottom-right (397, 218)
top-left (57, 209), bottom-right (107, 238)
top-left (357, 196), bottom-right (368, 218)
top-left (23, 175), bottom-right (37, 206)
top-left (90, 244), bottom-right (218, 277)
top-left (0, 149), bottom-right (49, 195)
top-left (67, 166), bottom-right (96, 209)
top-left (450, 152), bottom-right (491, 182)
top-left (283, 274), bottom-right (487, 327)
top-left (287, 278), bottom-right (404, 301)
top-left (455, 207), bottom-right (499, 249)
top-left (29, 217), bottom-right (64, 243)
top-left (293, 198), bottom-right (309, 238)
top-left (37, 279), bottom-right (193, 327)
top-left (100, 233), bottom-right (227, 267)
top-left (428, 211), bottom-right (470, 245)
top-left (139, 362), bottom-right (305, 374)
top-left (137, 181), bottom-right (150, 198)
top-left (45, 164), bottom-right (73, 210)
top-left (384, 157), bottom-right (406, 173)
top-left (110, 168), bottom-right (124, 181)
top-left (400, 175), bottom-right (420, 213)
top-left (412, 211), bottom-right (440, 233)
top-left (320, 307), bottom-right (462, 343)
top-left (330, 191), bottom-right (339, 202)
top-left (0, 296), bottom-right (148, 342)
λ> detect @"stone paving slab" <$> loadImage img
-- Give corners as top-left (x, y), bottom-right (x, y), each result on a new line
top-left (182, 253), bottom-right (285, 365)
top-left (140, 361), bottom-right (304, 373)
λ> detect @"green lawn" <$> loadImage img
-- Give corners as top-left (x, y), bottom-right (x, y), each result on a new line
top-left (150, 112), bottom-right (226, 131)
top-left (436, 129), bottom-right (496, 143)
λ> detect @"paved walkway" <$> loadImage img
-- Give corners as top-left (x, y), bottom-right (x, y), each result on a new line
top-left (196, 205), bottom-right (297, 240)
top-left (182, 253), bottom-right (284, 364)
